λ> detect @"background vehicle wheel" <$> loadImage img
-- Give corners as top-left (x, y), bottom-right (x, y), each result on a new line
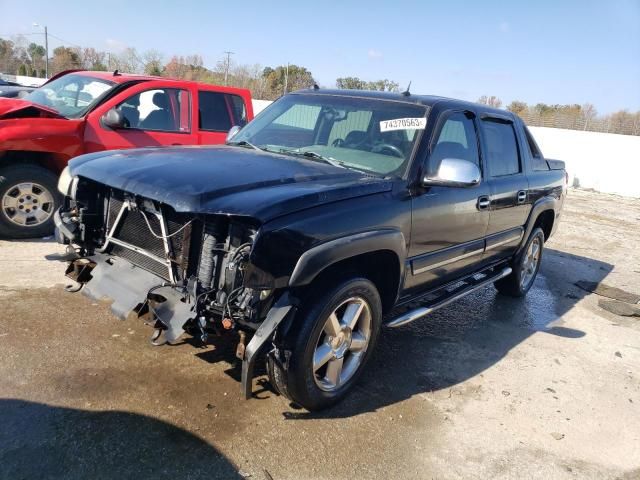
top-left (268, 277), bottom-right (382, 411)
top-left (495, 227), bottom-right (545, 297)
top-left (0, 164), bottom-right (61, 239)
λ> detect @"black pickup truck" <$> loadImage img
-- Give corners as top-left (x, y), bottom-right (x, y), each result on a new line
top-left (56, 89), bottom-right (566, 410)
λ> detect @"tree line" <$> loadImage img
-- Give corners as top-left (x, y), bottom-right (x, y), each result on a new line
top-left (477, 95), bottom-right (640, 136)
top-left (1, 36), bottom-right (400, 101)
top-left (2, 35), bottom-right (637, 135)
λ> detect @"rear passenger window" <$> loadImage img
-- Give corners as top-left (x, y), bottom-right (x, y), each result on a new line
top-left (481, 119), bottom-right (521, 176)
top-left (198, 91), bottom-right (247, 132)
top-left (431, 112), bottom-right (480, 167)
top-left (524, 126), bottom-right (549, 171)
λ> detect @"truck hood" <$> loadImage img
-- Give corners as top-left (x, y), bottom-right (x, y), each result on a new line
top-left (0, 98), bottom-right (65, 119)
top-left (69, 145), bottom-right (393, 222)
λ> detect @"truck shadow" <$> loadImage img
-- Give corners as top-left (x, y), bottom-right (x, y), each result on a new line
top-left (279, 248), bottom-right (613, 419)
top-left (0, 399), bottom-right (242, 479)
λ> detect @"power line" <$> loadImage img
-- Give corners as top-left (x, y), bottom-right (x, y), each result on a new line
top-left (0, 33), bottom-right (40, 37)
top-left (0, 31), bottom-right (81, 48)
top-left (47, 33), bottom-right (82, 48)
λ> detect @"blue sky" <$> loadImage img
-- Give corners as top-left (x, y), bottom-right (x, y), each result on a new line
top-left (2, 0), bottom-right (639, 113)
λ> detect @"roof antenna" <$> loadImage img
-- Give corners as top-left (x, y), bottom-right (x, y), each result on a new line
top-left (402, 81), bottom-right (412, 96)
top-left (313, 83), bottom-right (320, 90)
top-left (113, 69), bottom-right (121, 77)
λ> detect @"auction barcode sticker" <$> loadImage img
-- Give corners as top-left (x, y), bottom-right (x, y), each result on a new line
top-left (380, 117), bottom-right (427, 132)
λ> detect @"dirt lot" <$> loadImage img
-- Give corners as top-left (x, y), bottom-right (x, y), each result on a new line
top-left (1, 189), bottom-right (639, 480)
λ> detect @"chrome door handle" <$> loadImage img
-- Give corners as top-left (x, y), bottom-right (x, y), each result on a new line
top-left (477, 196), bottom-right (490, 210)
top-left (517, 190), bottom-right (527, 204)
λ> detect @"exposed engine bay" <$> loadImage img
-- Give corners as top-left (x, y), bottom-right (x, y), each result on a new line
top-left (57, 179), bottom-right (278, 352)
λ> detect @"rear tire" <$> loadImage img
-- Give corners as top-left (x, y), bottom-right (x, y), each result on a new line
top-left (495, 227), bottom-right (545, 297)
top-left (0, 164), bottom-right (61, 239)
top-left (268, 277), bottom-right (382, 411)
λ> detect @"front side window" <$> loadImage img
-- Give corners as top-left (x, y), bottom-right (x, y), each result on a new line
top-left (25, 74), bottom-right (114, 118)
top-left (430, 112), bottom-right (480, 174)
top-left (232, 94), bottom-right (428, 177)
top-left (117, 88), bottom-right (190, 132)
top-left (199, 91), bottom-right (247, 132)
top-left (481, 119), bottom-right (521, 177)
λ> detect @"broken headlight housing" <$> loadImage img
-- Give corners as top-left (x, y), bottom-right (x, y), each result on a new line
top-left (57, 166), bottom-right (79, 198)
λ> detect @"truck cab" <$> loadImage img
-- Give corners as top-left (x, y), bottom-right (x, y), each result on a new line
top-left (0, 70), bottom-right (253, 238)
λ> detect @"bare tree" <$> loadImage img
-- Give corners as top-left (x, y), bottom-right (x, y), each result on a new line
top-left (111, 47), bottom-right (143, 74)
top-left (142, 49), bottom-right (164, 76)
top-left (477, 95), bottom-right (502, 108)
top-left (81, 48), bottom-right (107, 71)
top-left (581, 103), bottom-right (597, 131)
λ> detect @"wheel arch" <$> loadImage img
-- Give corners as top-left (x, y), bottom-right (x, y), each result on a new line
top-left (533, 209), bottom-right (555, 240)
top-left (0, 150), bottom-right (68, 175)
top-left (516, 196), bottom-right (558, 256)
top-left (288, 230), bottom-right (406, 313)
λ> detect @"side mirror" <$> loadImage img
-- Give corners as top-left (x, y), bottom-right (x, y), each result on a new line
top-left (423, 158), bottom-right (481, 188)
top-left (226, 125), bottom-right (242, 142)
top-left (102, 108), bottom-right (126, 129)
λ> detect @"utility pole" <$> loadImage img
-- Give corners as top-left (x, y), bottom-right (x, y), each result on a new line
top-left (44, 26), bottom-right (48, 78)
top-left (283, 62), bottom-right (289, 95)
top-left (33, 23), bottom-right (49, 78)
top-left (223, 51), bottom-right (234, 85)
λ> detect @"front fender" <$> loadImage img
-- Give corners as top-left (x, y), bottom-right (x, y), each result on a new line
top-left (288, 229), bottom-right (406, 287)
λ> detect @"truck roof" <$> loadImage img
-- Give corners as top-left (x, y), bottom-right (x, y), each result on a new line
top-left (294, 88), bottom-right (511, 118)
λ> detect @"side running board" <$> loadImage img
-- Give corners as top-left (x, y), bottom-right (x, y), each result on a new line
top-left (386, 267), bottom-right (512, 328)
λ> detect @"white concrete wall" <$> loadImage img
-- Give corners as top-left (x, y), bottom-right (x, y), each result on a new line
top-left (530, 127), bottom-right (640, 198)
top-left (0, 73), bottom-right (46, 87)
top-left (251, 99), bottom-right (272, 115)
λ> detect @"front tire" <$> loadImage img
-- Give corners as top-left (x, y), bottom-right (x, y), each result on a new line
top-left (0, 164), bottom-right (61, 239)
top-left (495, 227), bottom-right (545, 297)
top-left (268, 278), bottom-right (382, 411)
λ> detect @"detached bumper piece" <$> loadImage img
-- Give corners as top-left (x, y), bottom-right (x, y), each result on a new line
top-left (54, 208), bottom-right (78, 245)
top-left (241, 292), bottom-right (292, 399)
top-left (81, 254), bottom-right (195, 343)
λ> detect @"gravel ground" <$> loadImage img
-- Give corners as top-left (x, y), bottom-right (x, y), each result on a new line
top-left (0, 188), bottom-right (639, 480)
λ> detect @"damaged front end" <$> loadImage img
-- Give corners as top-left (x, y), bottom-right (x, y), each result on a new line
top-left (56, 178), bottom-right (293, 398)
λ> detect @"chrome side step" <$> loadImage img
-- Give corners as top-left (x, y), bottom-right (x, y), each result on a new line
top-left (386, 267), bottom-right (512, 328)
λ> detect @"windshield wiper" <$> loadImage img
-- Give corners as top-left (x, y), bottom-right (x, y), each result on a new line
top-left (227, 140), bottom-right (263, 151)
top-left (280, 149), bottom-right (347, 169)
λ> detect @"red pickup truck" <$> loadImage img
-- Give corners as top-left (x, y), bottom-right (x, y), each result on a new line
top-left (0, 70), bottom-right (253, 238)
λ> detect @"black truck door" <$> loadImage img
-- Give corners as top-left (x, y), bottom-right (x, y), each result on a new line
top-left (479, 115), bottom-right (531, 262)
top-left (405, 110), bottom-right (489, 295)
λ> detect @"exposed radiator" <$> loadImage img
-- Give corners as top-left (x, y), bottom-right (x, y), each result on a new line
top-left (103, 194), bottom-right (192, 282)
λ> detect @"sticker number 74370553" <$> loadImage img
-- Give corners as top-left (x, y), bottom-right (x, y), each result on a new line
top-left (379, 117), bottom-right (427, 132)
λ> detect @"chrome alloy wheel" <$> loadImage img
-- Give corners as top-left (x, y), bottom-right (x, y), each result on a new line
top-left (313, 296), bottom-right (372, 392)
top-left (521, 236), bottom-right (541, 289)
top-left (1, 182), bottom-right (54, 227)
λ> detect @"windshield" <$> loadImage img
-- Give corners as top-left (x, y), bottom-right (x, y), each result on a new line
top-left (232, 93), bottom-right (429, 177)
top-left (24, 74), bottom-right (114, 118)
